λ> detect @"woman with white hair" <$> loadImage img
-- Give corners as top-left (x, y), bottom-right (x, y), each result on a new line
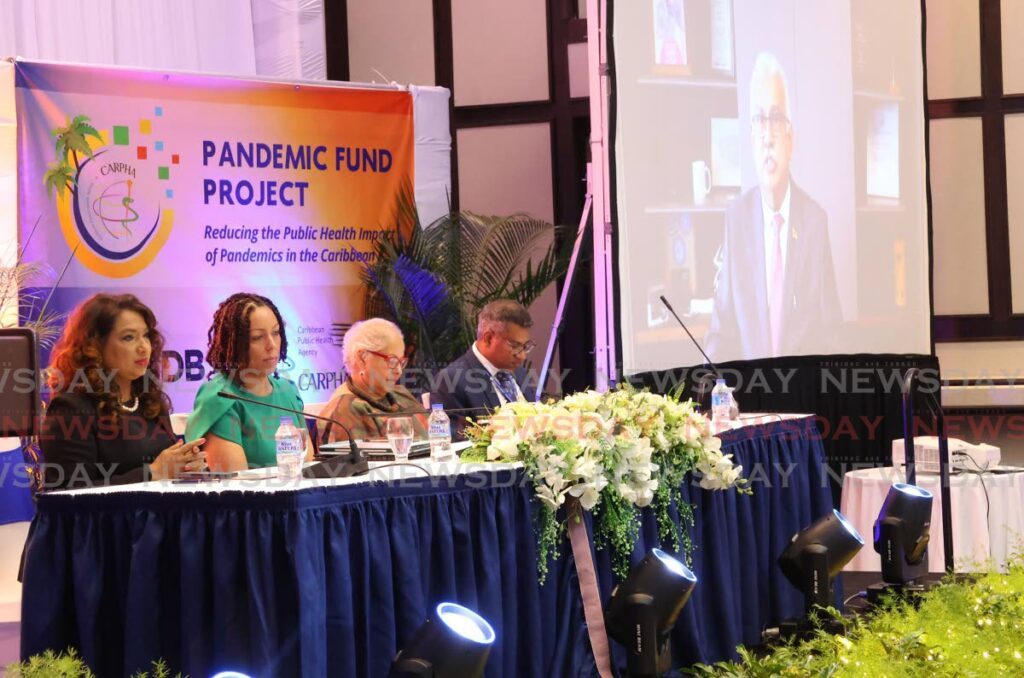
top-left (317, 318), bottom-right (427, 443)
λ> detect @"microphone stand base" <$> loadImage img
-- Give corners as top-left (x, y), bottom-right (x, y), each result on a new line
top-left (303, 450), bottom-right (370, 478)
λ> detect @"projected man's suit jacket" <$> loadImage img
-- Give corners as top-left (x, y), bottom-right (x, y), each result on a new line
top-left (706, 183), bottom-right (841, 361)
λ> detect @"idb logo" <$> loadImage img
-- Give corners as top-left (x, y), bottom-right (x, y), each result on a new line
top-left (162, 351), bottom-right (295, 382)
top-left (163, 349), bottom-right (206, 382)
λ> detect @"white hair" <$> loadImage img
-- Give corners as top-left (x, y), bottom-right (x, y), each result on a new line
top-left (749, 51), bottom-right (790, 119)
top-left (342, 318), bottom-right (403, 372)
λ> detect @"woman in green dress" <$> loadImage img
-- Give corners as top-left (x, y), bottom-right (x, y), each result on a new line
top-left (185, 292), bottom-right (312, 470)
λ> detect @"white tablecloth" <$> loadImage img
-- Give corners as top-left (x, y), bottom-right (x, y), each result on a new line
top-left (56, 460), bottom-right (522, 496)
top-left (53, 413), bottom-right (809, 497)
top-left (840, 466), bottom-right (1024, 572)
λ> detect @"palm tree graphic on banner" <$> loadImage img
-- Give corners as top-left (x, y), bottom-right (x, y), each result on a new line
top-left (44, 115), bottom-right (141, 240)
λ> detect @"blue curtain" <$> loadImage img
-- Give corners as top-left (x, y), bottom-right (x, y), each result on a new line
top-left (0, 445), bottom-right (34, 524)
top-left (21, 418), bottom-right (835, 677)
top-left (596, 417), bottom-right (840, 667)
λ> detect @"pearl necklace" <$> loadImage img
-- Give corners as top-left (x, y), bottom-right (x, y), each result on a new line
top-left (119, 396), bottom-right (140, 413)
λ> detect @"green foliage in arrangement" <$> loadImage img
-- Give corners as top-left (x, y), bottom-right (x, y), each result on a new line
top-left (5, 649), bottom-right (183, 678)
top-left (689, 560), bottom-right (1024, 677)
top-left (464, 384), bottom-right (748, 582)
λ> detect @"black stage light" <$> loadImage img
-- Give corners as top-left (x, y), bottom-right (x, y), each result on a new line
top-left (778, 509), bottom-right (864, 614)
top-left (874, 482), bottom-right (933, 584)
top-left (389, 602), bottom-right (496, 678)
top-left (605, 548), bottom-right (698, 677)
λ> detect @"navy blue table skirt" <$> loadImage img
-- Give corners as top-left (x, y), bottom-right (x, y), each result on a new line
top-left (20, 417), bottom-right (836, 677)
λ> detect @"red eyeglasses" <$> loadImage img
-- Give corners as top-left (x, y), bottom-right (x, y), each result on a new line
top-left (364, 350), bottom-right (408, 369)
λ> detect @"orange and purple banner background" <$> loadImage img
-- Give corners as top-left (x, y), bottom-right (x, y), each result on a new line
top-left (16, 60), bottom-right (414, 410)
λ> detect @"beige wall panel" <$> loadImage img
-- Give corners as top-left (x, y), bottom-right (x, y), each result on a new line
top-left (926, 0), bottom-right (981, 99)
top-left (348, 0), bottom-right (435, 86)
top-left (930, 118), bottom-right (989, 315)
top-left (936, 341), bottom-right (1024, 379)
top-left (1005, 114), bottom-right (1024, 312)
top-left (456, 124), bottom-right (563, 393)
top-left (1002, 0), bottom-right (1024, 94)
top-left (452, 0), bottom-right (549, 105)
top-left (457, 124), bottom-right (554, 220)
top-left (568, 43), bottom-right (589, 99)
top-left (938, 342), bottom-right (1024, 449)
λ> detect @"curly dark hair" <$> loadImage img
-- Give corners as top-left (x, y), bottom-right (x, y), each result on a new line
top-left (46, 293), bottom-right (170, 420)
top-left (206, 292), bottom-right (288, 379)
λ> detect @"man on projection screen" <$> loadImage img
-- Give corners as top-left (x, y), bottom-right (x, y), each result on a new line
top-left (706, 51), bottom-right (840, 361)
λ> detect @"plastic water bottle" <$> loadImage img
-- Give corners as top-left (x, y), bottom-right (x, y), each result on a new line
top-left (428, 404), bottom-right (453, 462)
top-left (711, 379), bottom-right (732, 430)
top-left (275, 416), bottom-right (304, 482)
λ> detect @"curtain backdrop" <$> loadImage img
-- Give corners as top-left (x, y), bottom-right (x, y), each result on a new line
top-left (0, 0), bottom-right (325, 80)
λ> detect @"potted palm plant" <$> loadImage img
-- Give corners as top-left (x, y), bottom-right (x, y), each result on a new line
top-left (361, 182), bottom-right (572, 374)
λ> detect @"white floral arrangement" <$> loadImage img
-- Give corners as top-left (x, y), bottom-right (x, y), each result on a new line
top-left (464, 384), bottom-right (748, 580)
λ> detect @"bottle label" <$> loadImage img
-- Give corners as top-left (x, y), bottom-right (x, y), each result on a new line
top-left (276, 427), bottom-right (303, 454)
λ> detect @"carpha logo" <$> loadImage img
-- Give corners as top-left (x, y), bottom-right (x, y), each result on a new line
top-left (46, 112), bottom-right (175, 278)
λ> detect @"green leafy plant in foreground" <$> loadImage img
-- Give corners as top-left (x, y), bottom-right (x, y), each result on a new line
top-left (5, 649), bottom-right (183, 678)
top-left (689, 558), bottom-right (1024, 677)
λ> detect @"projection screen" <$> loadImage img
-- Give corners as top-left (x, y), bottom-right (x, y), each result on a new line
top-left (614, 0), bottom-right (930, 374)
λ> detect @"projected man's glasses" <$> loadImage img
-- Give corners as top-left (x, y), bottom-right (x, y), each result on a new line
top-left (751, 111), bottom-right (791, 135)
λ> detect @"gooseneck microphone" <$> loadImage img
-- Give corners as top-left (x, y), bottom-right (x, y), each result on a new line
top-left (659, 297), bottom-right (724, 403)
top-left (658, 295), bottom-right (722, 400)
top-left (216, 390), bottom-right (367, 477)
top-left (659, 294), bottom-right (716, 376)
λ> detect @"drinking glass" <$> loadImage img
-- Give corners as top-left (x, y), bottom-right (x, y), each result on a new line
top-left (387, 417), bottom-right (414, 461)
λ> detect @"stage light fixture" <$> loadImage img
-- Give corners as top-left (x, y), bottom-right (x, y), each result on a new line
top-left (210, 672), bottom-right (252, 678)
top-left (874, 482), bottom-right (933, 584)
top-left (605, 548), bottom-right (698, 677)
top-left (388, 602), bottom-right (496, 677)
top-left (778, 509), bottom-right (864, 614)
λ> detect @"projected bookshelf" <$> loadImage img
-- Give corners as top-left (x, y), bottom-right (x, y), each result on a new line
top-left (851, 0), bottom-right (922, 318)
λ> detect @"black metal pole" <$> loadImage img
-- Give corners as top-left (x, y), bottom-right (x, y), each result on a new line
top-left (935, 406), bottom-right (955, 573)
top-left (903, 367), bottom-right (955, 573)
top-left (901, 369), bottom-right (918, 487)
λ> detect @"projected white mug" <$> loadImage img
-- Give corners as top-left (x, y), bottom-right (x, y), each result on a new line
top-left (692, 160), bottom-right (712, 204)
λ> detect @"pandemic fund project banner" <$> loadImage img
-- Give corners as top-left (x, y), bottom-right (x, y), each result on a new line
top-left (15, 60), bottom-right (414, 409)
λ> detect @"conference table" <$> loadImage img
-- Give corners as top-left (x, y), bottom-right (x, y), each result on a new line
top-left (841, 466), bottom-right (1024, 573)
top-left (20, 415), bottom-right (835, 677)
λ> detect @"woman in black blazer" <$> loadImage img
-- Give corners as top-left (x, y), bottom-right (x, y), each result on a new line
top-left (40, 293), bottom-right (205, 489)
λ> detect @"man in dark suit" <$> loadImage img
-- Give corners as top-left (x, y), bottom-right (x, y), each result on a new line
top-left (433, 299), bottom-right (537, 439)
top-left (706, 51), bottom-right (841, 361)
